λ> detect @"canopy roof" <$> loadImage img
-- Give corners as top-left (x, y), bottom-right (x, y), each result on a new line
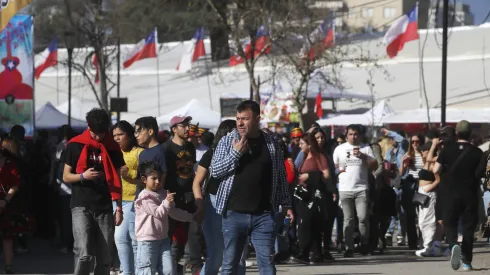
top-left (157, 99), bottom-right (221, 129)
top-left (317, 100), bottom-right (393, 126)
top-left (35, 102), bottom-right (87, 130)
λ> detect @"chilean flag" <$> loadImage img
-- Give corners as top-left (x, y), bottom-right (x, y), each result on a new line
top-left (313, 90), bottom-right (323, 118)
top-left (176, 28), bottom-right (206, 72)
top-left (35, 37), bottom-right (58, 79)
top-left (383, 5), bottom-right (419, 58)
top-left (302, 17), bottom-right (335, 61)
top-left (123, 29), bottom-right (158, 69)
top-left (229, 25), bottom-right (270, 67)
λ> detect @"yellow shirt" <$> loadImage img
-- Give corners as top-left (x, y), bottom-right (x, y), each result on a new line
top-left (122, 147), bottom-right (143, 201)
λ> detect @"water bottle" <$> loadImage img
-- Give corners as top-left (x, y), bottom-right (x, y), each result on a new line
top-left (281, 215), bottom-right (291, 236)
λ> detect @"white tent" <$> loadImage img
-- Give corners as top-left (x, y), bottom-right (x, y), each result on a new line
top-left (35, 102), bottom-right (87, 130)
top-left (157, 99), bottom-right (221, 129)
top-left (317, 100), bottom-right (394, 126)
top-left (381, 108), bottom-right (490, 124)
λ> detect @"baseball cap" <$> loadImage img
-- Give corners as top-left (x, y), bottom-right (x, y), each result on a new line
top-left (455, 120), bottom-right (471, 135)
top-left (170, 116), bottom-right (192, 128)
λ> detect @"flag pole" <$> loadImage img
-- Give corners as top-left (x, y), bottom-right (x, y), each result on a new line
top-left (204, 55), bottom-right (213, 110)
top-left (155, 27), bottom-right (161, 117)
top-left (56, 62), bottom-right (59, 105)
top-left (417, 1), bottom-right (423, 109)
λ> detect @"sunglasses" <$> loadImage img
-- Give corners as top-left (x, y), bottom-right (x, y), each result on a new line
top-left (412, 140), bottom-right (420, 143)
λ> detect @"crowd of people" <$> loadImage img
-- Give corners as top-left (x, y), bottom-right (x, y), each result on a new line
top-left (0, 99), bottom-right (489, 275)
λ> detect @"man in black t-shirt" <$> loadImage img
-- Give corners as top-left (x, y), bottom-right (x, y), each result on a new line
top-left (62, 108), bottom-right (124, 275)
top-left (434, 120), bottom-right (483, 272)
top-left (164, 115), bottom-right (202, 273)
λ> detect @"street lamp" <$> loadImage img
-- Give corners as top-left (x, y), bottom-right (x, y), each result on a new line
top-left (64, 31), bottom-right (75, 127)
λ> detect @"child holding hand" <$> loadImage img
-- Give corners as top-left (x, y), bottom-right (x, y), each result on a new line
top-left (135, 161), bottom-right (194, 275)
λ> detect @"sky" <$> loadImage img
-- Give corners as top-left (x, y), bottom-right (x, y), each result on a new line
top-left (460, 0), bottom-right (490, 24)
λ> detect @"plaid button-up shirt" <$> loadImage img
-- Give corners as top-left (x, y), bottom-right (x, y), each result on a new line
top-left (211, 129), bottom-right (292, 215)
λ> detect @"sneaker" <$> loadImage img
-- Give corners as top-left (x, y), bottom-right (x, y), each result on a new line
top-left (397, 235), bottom-right (405, 246)
top-left (415, 248), bottom-right (428, 257)
top-left (461, 263), bottom-right (473, 271)
top-left (245, 260), bottom-right (254, 267)
top-left (289, 256), bottom-right (309, 265)
top-left (343, 249), bottom-right (354, 258)
top-left (385, 233), bottom-right (393, 246)
top-left (450, 245), bottom-right (462, 271)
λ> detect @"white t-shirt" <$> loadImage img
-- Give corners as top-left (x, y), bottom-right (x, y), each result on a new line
top-left (333, 142), bottom-right (374, 192)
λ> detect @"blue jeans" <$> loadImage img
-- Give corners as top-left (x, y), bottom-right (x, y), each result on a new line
top-left (201, 194), bottom-right (224, 275)
top-left (136, 238), bottom-right (173, 275)
top-left (113, 201), bottom-right (137, 275)
top-left (201, 195), bottom-right (246, 275)
top-left (221, 211), bottom-right (276, 275)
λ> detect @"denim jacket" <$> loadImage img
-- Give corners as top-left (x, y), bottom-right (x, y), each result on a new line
top-left (385, 131), bottom-right (408, 179)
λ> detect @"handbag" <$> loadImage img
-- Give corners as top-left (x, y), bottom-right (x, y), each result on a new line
top-left (412, 191), bottom-right (430, 207)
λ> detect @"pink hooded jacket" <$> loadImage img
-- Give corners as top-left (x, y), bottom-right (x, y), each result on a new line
top-left (135, 189), bottom-right (193, 241)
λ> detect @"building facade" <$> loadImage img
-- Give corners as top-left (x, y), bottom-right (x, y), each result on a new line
top-left (427, 0), bottom-right (474, 28)
top-left (308, 0), bottom-right (430, 33)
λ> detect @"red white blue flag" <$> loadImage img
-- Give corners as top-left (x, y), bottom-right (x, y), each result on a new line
top-left (177, 27), bottom-right (206, 72)
top-left (383, 5), bottom-right (419, 58)
top-left (301, 17), bottom-right (335, 61)
top-left (229, 25), bottom-right (271, 67)
top-left (123, 29), bottom-right (158, 69)
top-left (35, 37), bottom-right (57, 79)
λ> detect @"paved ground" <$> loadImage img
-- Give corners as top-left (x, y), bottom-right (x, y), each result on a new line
top-left (8, 239), bottom-right (490, 274)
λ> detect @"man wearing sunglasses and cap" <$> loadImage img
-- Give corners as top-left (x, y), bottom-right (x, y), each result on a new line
top-left (163, 116), bottom-right (202, 274)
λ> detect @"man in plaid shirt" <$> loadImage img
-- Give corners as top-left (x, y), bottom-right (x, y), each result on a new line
top-left (211, 100), bottom-right (294, 275)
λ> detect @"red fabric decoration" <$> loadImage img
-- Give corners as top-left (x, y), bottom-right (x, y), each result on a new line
top-left (68, 129), bottom-right (122, 200)
top-left (284, 159), bottom-right (295, 184)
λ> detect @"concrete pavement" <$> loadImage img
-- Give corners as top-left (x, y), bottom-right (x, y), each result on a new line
top-left (8, 239), bottom-right (490, 274)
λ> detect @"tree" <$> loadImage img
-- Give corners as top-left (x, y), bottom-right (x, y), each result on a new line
top-left (206, 0), bottom-right (274, 102)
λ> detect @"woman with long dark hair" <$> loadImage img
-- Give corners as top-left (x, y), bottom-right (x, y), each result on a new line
top-left (192, 120), bottom-right (238, 275)
top-left (398, 133), bottom-right (425, 249)
top-left (291, 133), bottom-right (331, 264)
top-left (112, 120), bottom-right (143, 275)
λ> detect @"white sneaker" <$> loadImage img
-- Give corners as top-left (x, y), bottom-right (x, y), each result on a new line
top-left (415, 248), bottom-right (428, 257)
top-left (245, 260), bottom-right (254, 267)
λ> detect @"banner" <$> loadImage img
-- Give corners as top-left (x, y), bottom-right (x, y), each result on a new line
top-left (0, 15), bottom-right (34, 136)
top-left (0, 0), bottom-right (32, 31)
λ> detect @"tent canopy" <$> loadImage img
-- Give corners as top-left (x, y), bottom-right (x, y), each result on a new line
top-left (35, 102), bottom-right (87, 130)
top-left (157, 99), bottom-right (221, 129)
top-left (381, 108), bottom-right (490, 124)
top-left (317, 100), bottom-right (394, 126)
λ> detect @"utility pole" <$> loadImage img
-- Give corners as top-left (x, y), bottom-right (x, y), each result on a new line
top-left (441, 0), bottom-right (449, 127)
